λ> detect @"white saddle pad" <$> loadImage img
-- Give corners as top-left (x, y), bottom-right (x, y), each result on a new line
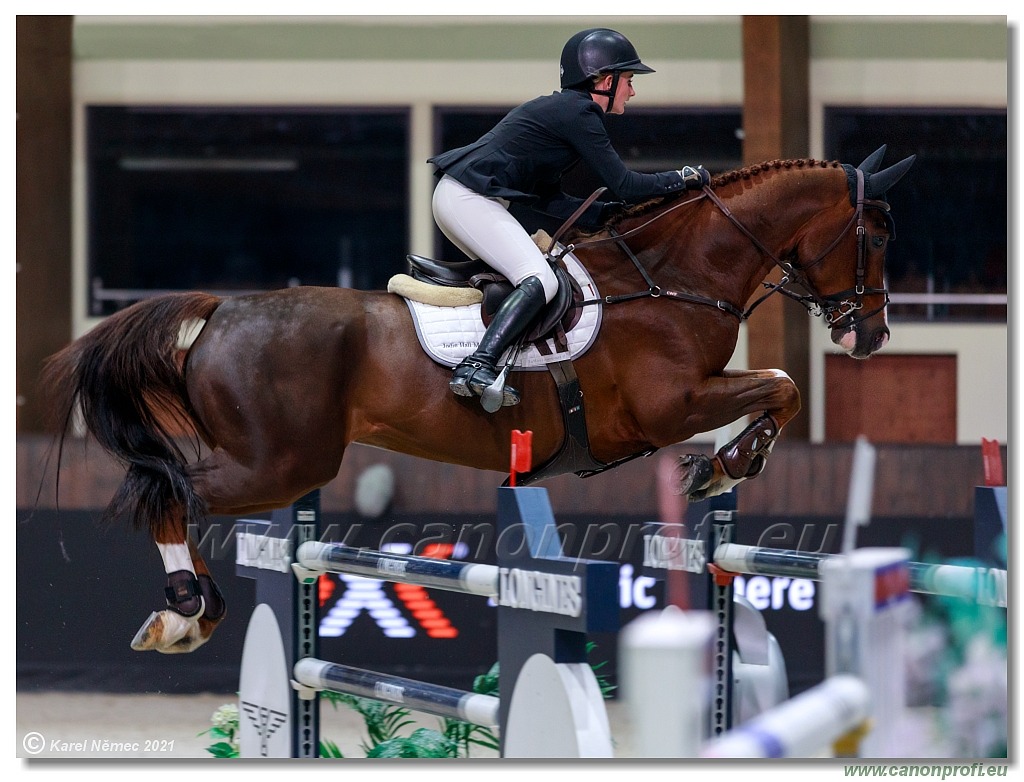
top-left (403, 254), bottom-right (602, 370)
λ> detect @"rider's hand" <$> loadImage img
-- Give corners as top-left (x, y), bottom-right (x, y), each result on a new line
top-left (677, 165), bottom-right (711, 190)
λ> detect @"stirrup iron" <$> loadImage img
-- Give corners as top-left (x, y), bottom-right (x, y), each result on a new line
top-left (481, 365), bottom-right (511, 413)
top-left (480, 339), bottom-right (525, 413)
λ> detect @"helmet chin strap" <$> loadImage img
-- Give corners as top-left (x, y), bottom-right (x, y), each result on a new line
top-left (589, 71), bottom-right (621, 111)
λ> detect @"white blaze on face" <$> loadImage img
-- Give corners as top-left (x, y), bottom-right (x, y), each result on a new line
top-left (879, 295), bottom-right (890, 349)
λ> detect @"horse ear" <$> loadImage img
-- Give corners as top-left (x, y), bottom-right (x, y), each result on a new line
top-left (865, 154), bottom-right (916, 197)
top-left (858, 145), bottom-right (888, 174)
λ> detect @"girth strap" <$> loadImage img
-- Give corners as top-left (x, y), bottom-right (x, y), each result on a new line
top-left (506, 358), bottom-right (657, 486)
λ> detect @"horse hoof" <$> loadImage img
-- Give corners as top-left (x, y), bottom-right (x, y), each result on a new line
top-left (677, 453), bottom-right (714, 497)
top-left (130, 606), bottom-right (205, 654)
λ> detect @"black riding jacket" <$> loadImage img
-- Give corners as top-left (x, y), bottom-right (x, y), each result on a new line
top-left (429, 88), bottom-right (687, 224)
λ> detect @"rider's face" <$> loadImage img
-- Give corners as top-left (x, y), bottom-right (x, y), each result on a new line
top-left (605, 72), bottom-right (635, 115)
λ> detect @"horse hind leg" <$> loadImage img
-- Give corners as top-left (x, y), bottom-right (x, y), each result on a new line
top-left (131, 442), bottom-right (340, 652)
top-left (131, 508), bottom-right (226, 654)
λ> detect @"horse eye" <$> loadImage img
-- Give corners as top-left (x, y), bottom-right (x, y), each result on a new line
top-left (872, 236), bottom-right (885, 248)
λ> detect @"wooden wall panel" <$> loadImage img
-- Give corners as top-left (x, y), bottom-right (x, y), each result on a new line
top-left (825, 354), bottom-right (957, 443)
top-left (18, 435), bottom-right (995, 520)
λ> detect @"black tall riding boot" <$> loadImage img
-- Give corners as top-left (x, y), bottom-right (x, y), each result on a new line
top-left (450, 275), bottom-right (546, 409)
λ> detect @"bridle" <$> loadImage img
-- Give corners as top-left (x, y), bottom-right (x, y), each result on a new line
top-left (561, 167), bottom-right (893, 331)
top-left (727, 167), bottom-right (893, 330)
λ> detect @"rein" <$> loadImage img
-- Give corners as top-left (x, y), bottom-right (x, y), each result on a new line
top-left (565, 168), bottom-right (892, 330)
top-left (728, 168), bottom-right (892, 329)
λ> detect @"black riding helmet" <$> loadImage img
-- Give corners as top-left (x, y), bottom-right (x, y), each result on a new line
top-left (559, 28), bottom-right (655, 96)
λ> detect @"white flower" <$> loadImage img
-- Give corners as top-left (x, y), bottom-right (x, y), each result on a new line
top-left (211, 703), bottom-right (240, 730)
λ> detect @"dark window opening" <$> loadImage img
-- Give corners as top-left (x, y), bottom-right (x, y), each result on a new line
top-left (87, 106), bottom-right (410, 316)
top-left (825, 108), bottom-right (1006, 322)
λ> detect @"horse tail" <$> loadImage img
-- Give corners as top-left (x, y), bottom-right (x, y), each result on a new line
top-left (42, 292), bottom-right (223, 531)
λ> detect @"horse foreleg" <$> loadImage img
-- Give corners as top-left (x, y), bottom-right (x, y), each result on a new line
top-left (677, 369), bottom-right (800, 500)
top-left (131, 511), bottom-right (226, 654)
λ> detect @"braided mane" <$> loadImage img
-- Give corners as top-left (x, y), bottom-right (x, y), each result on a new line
top-left (709, 157), bottom-right (842, 188)
top-left (572, 158), bottom-right (846, 238)
top-left (599, 158), bottom-right (843, 229)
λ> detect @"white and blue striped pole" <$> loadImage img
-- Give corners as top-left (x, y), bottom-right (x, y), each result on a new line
top-left (702, 674), bottom-right (869, 758)
top-left (293, 658), bottom-right (500, 728)
top-left (714, 543), bottom-right (1007, 608)
top-left (296, 540), bottom-right (498, 597)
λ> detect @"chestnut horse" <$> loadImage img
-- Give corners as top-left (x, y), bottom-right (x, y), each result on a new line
top-left (43, 149), bottom-right (914, 653)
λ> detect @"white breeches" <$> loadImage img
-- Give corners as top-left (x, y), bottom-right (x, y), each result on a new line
top-left (431, 174), bottom-right (558, 303)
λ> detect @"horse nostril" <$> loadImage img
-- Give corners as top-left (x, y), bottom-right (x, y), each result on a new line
top-left (874, 328), bottom-right (890, 351)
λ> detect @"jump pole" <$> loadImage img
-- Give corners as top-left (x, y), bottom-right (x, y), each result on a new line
top-left (713, 543), bottom-right (1008, 608)
top-left (293, 658), bottom-right (500, 728)
top-left (701, 674), bottom-right (871, 758)
top-left (295, 541), bottom-right (498, 597)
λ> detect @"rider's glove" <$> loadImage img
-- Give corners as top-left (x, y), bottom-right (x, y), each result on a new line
top-left (677, 165), bottom-right (711, 190)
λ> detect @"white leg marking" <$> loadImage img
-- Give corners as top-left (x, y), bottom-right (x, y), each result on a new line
top-left (157, 543), bottom-right (195, 575)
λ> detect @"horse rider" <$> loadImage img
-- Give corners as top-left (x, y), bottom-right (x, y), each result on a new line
top-left (429, 27), bottom-right (711, 411)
